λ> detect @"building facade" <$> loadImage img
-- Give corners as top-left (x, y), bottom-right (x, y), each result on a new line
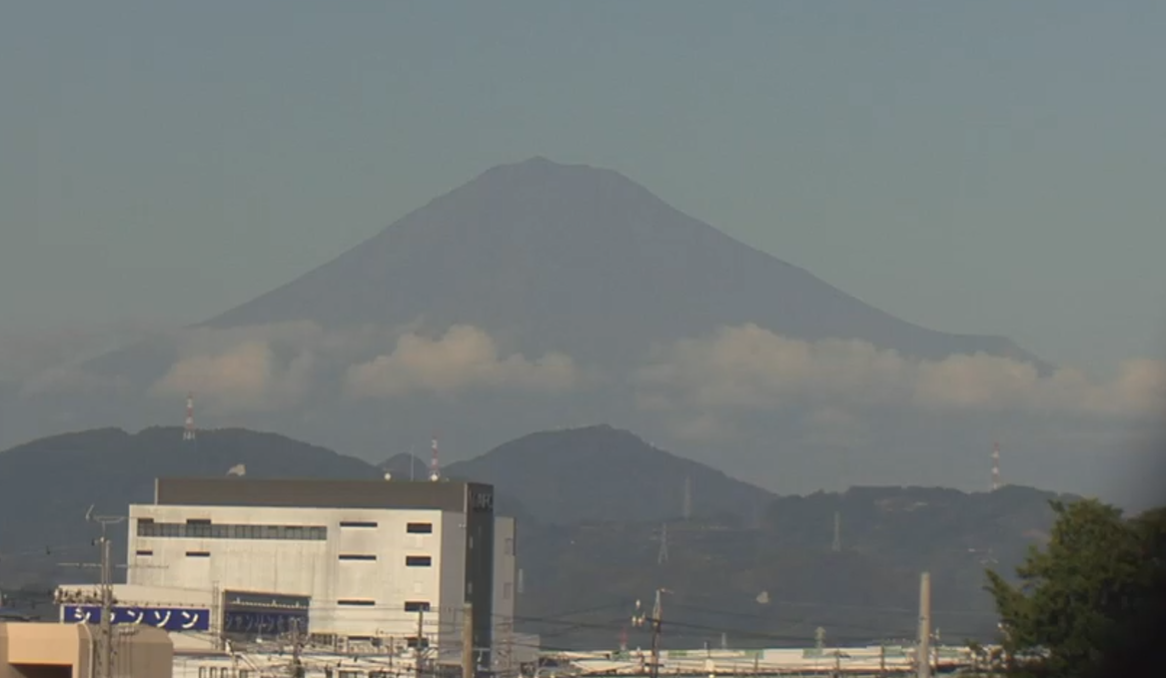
top-left (122, 477), bottom-right (515, 664)
top-left (0, 622), bottom-right (173, 678)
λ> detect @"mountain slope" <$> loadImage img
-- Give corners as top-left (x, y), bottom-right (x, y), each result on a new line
top-left (0, 427), bottom-right (382, 567)
top-left (203, 157), bottom-right (1040, 366)
top-left (444, 424), bottom-right (774, 525)
top-left (516, 484), bottom-right (1074, 648)
top-left (0, 424), bottom-right (1089, 644)
top-left (2, 157), bottom-right (1059, 496)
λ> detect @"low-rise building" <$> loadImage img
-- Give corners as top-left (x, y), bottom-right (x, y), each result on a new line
top-left (0, 621), bottom-right (172, 678)
top-left (57, 477), bottom-right (519, 669)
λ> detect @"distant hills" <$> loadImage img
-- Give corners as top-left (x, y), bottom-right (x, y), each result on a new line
top-left (0, 424), bottom-right (1074, 645)
top-left (442, 425), bottom-right (773, 525)
top-left (0, 157), bottom-right (1063, 498)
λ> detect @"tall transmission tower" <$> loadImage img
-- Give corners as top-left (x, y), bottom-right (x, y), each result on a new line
top-left (991, 442), bottom-right (1001, 491)
top-left (657, 523), bottom-right (669, 565)
top-left (429, 435), bottom-right (441, 482)
top-left (183, 393), bottom-right (197, 441)
top-left (832, 511), bottom-right (842, 552)
top-left (682, 477), bottom-right (692, 521)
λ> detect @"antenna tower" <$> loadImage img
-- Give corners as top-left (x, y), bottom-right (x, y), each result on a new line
top-left (183, 393), bottom-right (196, 441)
top-left (991, 442), bottom-right (1001, 491)
top-left (832, 511), bottom-right (842, 552)
top-left (429, 435), bottom-right (441, 482)
top-left (682, 477), bottom-right (692, 520)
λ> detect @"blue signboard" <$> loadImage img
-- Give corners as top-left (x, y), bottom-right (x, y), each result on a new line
top-left (223, 609), bottom-right (308, 635)
top-left (63, 605), bottom-right (210, 632)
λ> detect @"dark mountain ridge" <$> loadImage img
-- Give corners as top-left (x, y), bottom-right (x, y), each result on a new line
top-left (0, 424), bottom-right (1077, 645)
top-left (443, 424), bottom-right (774, 525)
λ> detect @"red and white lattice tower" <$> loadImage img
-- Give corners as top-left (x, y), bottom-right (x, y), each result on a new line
top-left (991, 442), bottom-right (1001, 491)
top-left (429, 435), bottom-right (441, 482)
top-left (183, 393), bottom-right (197, 441)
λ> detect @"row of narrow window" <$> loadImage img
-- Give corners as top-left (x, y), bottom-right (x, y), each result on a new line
top-left (138, 520), bottom-right (327, 541)
top-left (341, 521), bottom-right (433, 533)
top-left (136, 519), bottom-right (434, 540)
top-left (152, 551), bottom-right (432, 567)
top-left (337, 600), bottom-right (431, 612)
top-left (340, 554), bottom-right (432, 566)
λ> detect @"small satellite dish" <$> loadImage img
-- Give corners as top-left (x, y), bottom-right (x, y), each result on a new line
top-left (756, 590), bottom-right (770, 605)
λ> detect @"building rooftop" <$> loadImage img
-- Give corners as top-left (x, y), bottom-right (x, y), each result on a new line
top-left (152, 477), bottom-right (493, 512)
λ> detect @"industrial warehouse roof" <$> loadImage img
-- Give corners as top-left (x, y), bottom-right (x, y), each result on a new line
top-left (152, 477), bottom-right (492, 511)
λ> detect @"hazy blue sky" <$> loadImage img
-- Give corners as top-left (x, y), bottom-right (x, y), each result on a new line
top-left (2, 0), bottom-right (1163, 375)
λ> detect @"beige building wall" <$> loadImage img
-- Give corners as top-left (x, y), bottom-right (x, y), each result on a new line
top-left (0, 623), bottom-right (172, 678)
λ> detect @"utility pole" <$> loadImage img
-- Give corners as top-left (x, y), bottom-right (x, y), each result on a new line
top-left (632, 589), bottom-right (668, 678)
top-left (289, 617), bottom-right (305, 678)
top-left (462, 602), bottom-right (475, 678)
top-left (59, 508), bottom-right (126, 678)
top-left (415, 608), bottom-right (425, 678)
top-left (916, 572), bottom-right (931, 678)
top-left (59, 515), bottom-right (164, 678)
top-left (832, 511), bottom-right (842, 552)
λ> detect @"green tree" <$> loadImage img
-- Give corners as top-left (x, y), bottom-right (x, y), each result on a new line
top-left (985, 499), bottom-right (1166, 677)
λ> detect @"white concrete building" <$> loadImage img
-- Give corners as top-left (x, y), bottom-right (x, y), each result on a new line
top-left (116, 477), bottom-right (516, 666)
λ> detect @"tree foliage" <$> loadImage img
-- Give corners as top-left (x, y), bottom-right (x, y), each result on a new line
top-left (985, 499), bottom-right (1166, 677)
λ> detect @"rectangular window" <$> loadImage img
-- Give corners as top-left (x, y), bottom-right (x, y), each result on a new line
top-left (405, 555), bottom-right (432, 567)
top-left (339, 521), bottom-right (378, 528)
top-left (138, 517), bottom-right (154, 524)
top-left (505, 537), bottom-right (515, 556)
top-left (403, 601), bottom-right (431, 612)
top-left (135, 550), bottom-right (154, 557)
top-left (136, 521), bottom-right (327, 541)
top-left (186, 551), bottom-right (210, 558)
top-left (406, 522), bottom-right (433, 534)
top-left (339, 554), bottom-right (377, 561)
top-left (186, 518), bottom-right (211, 525)
top-left (337, 599), bottom-right (376, 607)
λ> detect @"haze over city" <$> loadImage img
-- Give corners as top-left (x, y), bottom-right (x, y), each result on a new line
top-left (2, 1), bottom-right (1165, 506)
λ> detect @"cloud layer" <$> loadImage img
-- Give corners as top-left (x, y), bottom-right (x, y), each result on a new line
top-left (153, 339), bottom-right (316, 413)
top-left (637, 324), bottom-right (1166, 419)
top-left (143, 322), bottom-right (577, 412)
top-left (345, 324), bottom-right (577, 398)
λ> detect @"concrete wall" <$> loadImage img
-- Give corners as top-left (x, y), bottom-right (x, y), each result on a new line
top-left (492, 517), bottom-right (516, 631)
top-left (436, 511), bottom-right (467, 663)
top-left (127, 504), bottom-right (448, 639)
top-left (0, 622), bottom-right (172, 678)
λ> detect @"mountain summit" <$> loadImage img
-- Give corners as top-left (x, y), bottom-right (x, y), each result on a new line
top-left (204, 157), bottom-right (1038, 366)
top-left (5, 158), bottom-right (1055, 495)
